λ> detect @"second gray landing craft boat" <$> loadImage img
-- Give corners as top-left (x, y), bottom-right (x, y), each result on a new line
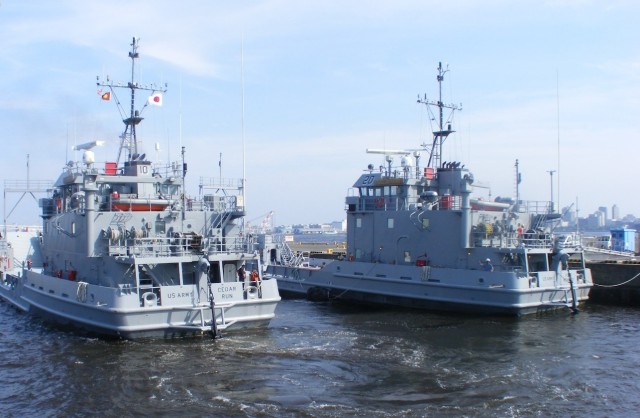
top-left (264, 62), bottom-right (592, 315)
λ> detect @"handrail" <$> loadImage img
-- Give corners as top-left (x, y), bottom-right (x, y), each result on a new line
top-left (107, 235), bottom-right (253, 258)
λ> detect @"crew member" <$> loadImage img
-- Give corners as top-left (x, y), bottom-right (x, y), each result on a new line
top-left (237, 264), bottom-right (246, 282)
top-left (480, 258), bottom-right (494, 272)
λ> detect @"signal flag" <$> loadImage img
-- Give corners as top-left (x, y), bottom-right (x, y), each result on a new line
top-left (148, 93), bottom-right (163, 106)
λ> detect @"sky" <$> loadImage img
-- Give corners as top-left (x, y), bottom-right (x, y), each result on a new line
top-left (1, 0), bottom-right (639, 227)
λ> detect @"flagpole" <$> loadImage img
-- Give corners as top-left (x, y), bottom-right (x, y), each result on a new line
top-left (556, 70), bottom-right (561, 211)
top-left (241, 36), bottom-right (246, 225)
top-left (179, 76), bottom-right (183, 150)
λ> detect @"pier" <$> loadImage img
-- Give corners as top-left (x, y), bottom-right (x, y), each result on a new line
top-left (288, 241), bottom-right (347, 260)
top-left (587, 261), bottom-right (640, 307)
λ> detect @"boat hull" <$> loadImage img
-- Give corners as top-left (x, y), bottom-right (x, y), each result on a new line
top-left (0, 271), bottom-right (280, 339)
top-left (267, 261), bottom-right (592, 316)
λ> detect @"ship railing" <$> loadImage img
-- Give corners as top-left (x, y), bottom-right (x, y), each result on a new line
top-left (57, 160), bottom-right (183, 178)
top-left (521, 231), bottom-right (553, 248)
top-left (201, 195), bottom-right (242, 213)
top-left (107, 235), bottom-right (252, 258)
top-left (358, 195), bottom-right (461, 211)
top-left (205, 236), bottom-right (254, 255)
top-left (472, 231), bottom-right (553, 249)
top-left (265, 264), bottom-right (317, 281)
top-left (199, 176), bottom-right (244, 190)
top-left (515, 200), bottom-right (553, 215)
top-left (264, 233), bottom-right (305, 267)
top-left (357, 196), bottom-right (410, 211)
top-left (3, 180), bottom-right (53, 191)
top-left (85, 193), bottom-right (243, 214)
top-left (151, 161), bottom-right (188, 178)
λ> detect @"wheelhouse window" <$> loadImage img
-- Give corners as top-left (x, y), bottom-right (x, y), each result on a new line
top-left (384, 186), bottom-right (397, 196)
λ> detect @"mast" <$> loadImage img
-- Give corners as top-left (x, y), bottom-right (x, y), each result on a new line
top-left (515, 159), bottom-right (521, 203)
top-left (97, 37), bottom-right (167, 166)
top-left (417, 62), bottom-right (462, 169)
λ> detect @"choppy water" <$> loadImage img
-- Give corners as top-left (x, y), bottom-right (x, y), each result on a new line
top-left (1, 299), bottom-right (639, 417)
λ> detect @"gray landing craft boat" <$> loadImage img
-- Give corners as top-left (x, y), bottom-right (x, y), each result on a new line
top-left (264, 63), bottom-right (592, 315)
top-left (0, 38), bottom-right (280, 338)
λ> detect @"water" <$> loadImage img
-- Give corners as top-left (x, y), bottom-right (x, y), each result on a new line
top-left (1, 299), bottom-right (639, 417)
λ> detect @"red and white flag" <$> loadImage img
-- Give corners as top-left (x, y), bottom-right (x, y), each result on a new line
top-left (148, 93), bottom-right (163, 106)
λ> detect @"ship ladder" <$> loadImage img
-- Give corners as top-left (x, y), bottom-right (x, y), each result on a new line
top-left (543, 274), bottom-right (579, 314)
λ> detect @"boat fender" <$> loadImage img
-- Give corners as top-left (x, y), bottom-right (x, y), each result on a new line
top-left (307, 287), bottom-right (330, 302)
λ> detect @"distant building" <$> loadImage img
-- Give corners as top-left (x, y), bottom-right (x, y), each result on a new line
top-left (330, 220), bottom-right (346, 232)
top-left (587, 212), bottom-right (605, 229)
top-left (598, 206), bottom-right (608, 222)
top-left (612, 204), bottom-right (620, 220)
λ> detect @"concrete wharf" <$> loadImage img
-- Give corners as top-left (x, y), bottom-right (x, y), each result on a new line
top-left (288, 241), bottom-right (347, 259)
top-left (587, 261), bottom-right (640, 307)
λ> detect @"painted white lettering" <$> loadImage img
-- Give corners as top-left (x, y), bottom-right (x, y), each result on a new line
top-left (362, 175), bottom-right (375, 185)
top-left (166, 291), bottom-right (194, 299)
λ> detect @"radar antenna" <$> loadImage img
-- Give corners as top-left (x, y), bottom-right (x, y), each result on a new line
top-left (96, 37), bottom-right (167, 165)
top-left (417, 62), bottom-right (462, 169)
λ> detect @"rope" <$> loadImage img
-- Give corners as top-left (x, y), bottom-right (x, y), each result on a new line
top-left (593, 271), bottom-right (640, 288)
top-left (330, 288), bottom-right (350, 300)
